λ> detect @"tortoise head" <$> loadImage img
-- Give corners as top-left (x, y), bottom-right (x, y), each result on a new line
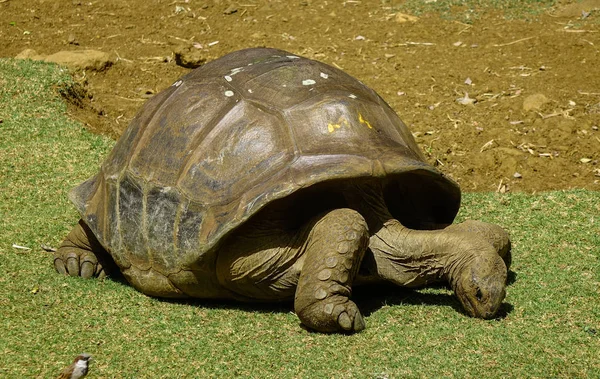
top-left (453, 253), bottom-right (507, 319)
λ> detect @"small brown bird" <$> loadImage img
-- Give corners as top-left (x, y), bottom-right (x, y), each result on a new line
top-left (57, 353), bottom-right (92, 379)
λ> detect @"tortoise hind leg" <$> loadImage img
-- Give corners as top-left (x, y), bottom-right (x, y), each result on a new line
top-left (294, 209), bottom-right (369, 333)
top-left (54, 219), bottom-right (117, 279)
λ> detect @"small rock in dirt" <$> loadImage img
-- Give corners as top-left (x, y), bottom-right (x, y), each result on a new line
top-left (67, 34), bottom-right (79, 45)
top-left (513, 172), bottom-right (523, 179)
top-left (223, 5), bottom-right (238, 15)
top-left (394, 12), bottom-right (418, 23)
top-left (138, 89), bottom-right (156, 99)
top-left (46, 50), bottom-right (113, 71)
top-left (457, 92), bottom-right (476, 105)
top-left (173, 45), bottom-right (206, 69)
top-left (15, 49), bottom-right (114, 71)
top-left (523, 93), bottom-right (550, 112)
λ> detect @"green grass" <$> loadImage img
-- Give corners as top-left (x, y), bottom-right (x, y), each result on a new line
top-left (393, 0), bottom-right (556, 22)
top-left (1, 58), bottom-right (599, 378)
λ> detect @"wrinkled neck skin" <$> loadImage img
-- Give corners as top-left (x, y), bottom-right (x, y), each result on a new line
top-left (345, 181), bottom-right (475, 288)
top-left (359, 219), bottom-right (476, 289)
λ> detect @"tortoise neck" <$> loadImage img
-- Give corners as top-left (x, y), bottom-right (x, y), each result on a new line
top-left (441, 245), bottom-right (477, 291)
top-left (364, 219), bottom-right (473, 287)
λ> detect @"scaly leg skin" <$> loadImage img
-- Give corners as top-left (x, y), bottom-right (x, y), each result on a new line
top-left (294, 209), bottom-right (369, 333)
top-left (54, 219), bottom-right (115, 279)
top-left (446, 220), bottom-right (512, 269)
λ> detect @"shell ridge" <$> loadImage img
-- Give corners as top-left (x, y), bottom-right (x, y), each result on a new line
top-left (174, 97), bottom-right (244, 191)
top-left (126, 84), bottom-right (184, 173)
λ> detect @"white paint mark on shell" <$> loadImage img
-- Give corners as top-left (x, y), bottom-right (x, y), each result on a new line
top-left (230, 67), bottom-right (244, 75)
top-left (320, 72), bottom-right (329, 79)
top-left (224, 90), bottom-right (235, 97)
top-left (348, 94), bottom-right (357, 99)
top-left (224, 75), bottom-right (233, 82)
top-left (302, 79), bottom-right (316, 86)
top-left (173, 80), bottom-right (183, 87)
top-left (287, 55), bottom-right (300, 59)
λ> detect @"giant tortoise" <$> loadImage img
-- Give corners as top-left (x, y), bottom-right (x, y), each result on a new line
top-left (54, 47), bottom-right (511, 333)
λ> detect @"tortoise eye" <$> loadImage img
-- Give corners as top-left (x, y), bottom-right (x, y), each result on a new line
top-left (475, 288), bottom-right (483, 301)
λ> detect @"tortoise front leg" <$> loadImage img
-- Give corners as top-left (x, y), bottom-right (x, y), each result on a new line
top-left (54, 219), bottom-right (115, 279)
top-left (294, 209), bottom-right (369, 333)
top-left (216, 208), bottom-right (370, 332)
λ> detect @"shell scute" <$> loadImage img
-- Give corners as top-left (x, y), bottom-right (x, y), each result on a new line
top-left (177, 100), bottom-right (294, 205)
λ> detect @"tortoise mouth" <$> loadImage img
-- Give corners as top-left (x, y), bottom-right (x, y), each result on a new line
top-left (454, 272), bottom-right (506, 319)
top-left (467, 296), bottom-right (498, 319)
top-left (459, 285), bottom-right (505, 319)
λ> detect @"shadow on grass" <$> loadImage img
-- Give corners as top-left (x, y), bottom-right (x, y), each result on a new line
top-left (100, 269), bottom-right (516, 320)
top-left (353, 283), bottom-right (514, 320)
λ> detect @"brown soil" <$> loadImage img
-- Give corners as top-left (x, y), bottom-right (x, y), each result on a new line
top-left (2, 0), bottom-right (599, 192)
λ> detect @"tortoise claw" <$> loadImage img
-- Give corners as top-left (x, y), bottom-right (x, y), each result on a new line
top-left (54, 220), bottom-right (112, 279)
top-left (55, 249), bottom-right (104, 279)
top-left (297, 295), bottom-right (365, 333)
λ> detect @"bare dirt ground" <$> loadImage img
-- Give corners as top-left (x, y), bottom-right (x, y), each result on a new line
top-left (1, 0), bottom-right (599, 192)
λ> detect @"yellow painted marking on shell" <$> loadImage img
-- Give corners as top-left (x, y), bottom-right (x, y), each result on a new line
top-left (358, 113), bottom-right (373, 129)
top-left (327, 116), bottom-right (349, 133)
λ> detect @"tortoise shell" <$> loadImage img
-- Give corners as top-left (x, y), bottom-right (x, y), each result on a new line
top-left (70, 47), bottom-right (460, 296)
